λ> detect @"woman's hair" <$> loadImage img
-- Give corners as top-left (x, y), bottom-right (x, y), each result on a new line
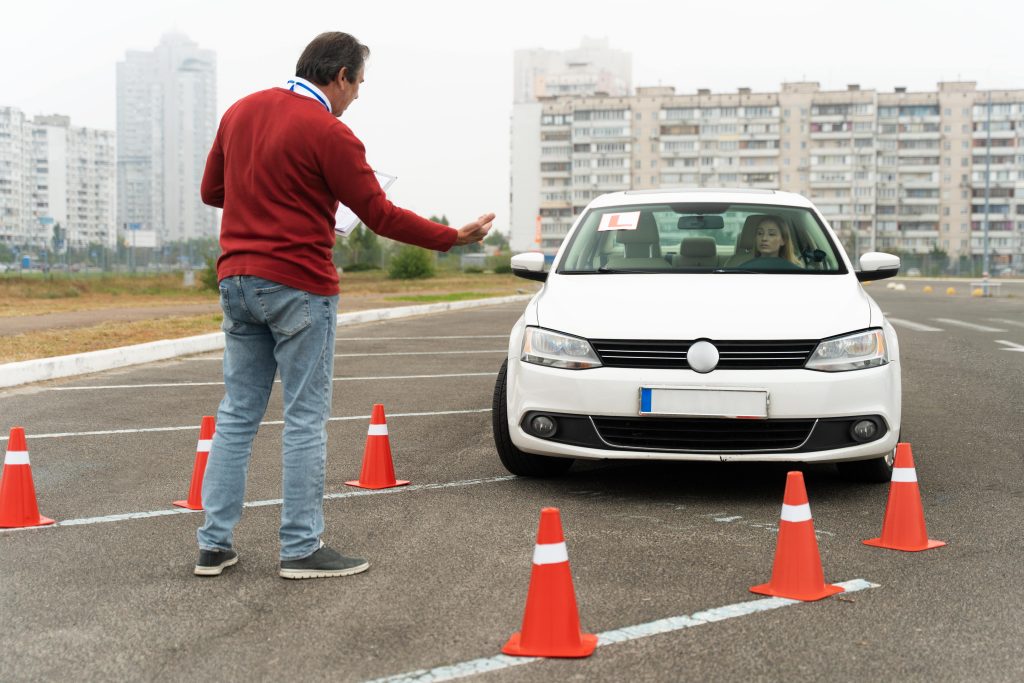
top-left (755, 216), bottom-right (800, 265)
top-left (295, 32), bottom-right (370, 86)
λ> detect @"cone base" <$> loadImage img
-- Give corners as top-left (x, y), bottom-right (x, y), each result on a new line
top-left (750, 581), bottom-right (844, 602)
top-left (172, 500), bottom-right (203, 510)
top-left (344, 479), bottom-right (410, 490)
top-left (501, 631), bottom-right (597, 658)
top-left (863, 537), bottom-right (945, 552)
top-left (0, 514), bottom-right (55, 529)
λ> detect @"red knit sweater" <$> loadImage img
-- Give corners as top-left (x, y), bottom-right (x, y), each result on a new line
top-left (201, 88), bottom-right (457, 296)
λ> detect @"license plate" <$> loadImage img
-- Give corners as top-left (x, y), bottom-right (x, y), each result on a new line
top-left (639, 386), bottom-right (769, 419)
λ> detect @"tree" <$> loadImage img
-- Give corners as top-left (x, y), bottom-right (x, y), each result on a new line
top-left (388, 245), bottom-right (435, 279)
top-left (0, 242), bottom-right (14, 263)
top-left (484, 230), bottom-right (510, 251)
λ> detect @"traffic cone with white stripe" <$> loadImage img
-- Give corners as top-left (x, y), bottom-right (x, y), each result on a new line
top-left (863, 443), bottom-right (945, 551)
top-left (173, 416), bottom-right (215, 510)
top-left (345, 404), bottom-right (409, 489)
top-left (0, 427), bottom-right (55, 528)
top-left (750, 471), bottom-right (844, 601)
top-left (502, 507), bottom-right (597, 658)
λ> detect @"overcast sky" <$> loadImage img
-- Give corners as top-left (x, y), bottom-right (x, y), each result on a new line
top-left (2, 0), bottom-right (1021, 234)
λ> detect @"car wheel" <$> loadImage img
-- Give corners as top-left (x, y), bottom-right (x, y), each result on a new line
top-left (492, 359), bottom-right (574, 477)
top-left (836, 441), bottom-right (896, 483)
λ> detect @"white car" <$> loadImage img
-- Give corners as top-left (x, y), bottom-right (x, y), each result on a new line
top-left (493, 188), bottom-right (902, 482)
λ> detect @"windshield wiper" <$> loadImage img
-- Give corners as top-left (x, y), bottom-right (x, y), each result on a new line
top-left (712, 267), bottom-right (761, 274)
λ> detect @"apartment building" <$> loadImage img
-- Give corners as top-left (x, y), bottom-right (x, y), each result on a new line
top-left (117, 32), bottom-right (217, 244)
top-left (511, 39), bottom-right (631, 251)
top-left (0, 109), bottom-right (116, 250)
top-left (510, 81), bottom-right (1024, 271)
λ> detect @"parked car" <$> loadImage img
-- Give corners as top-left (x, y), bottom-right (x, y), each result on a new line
top-left (494, 188), bottom-right (902, 482)
top-left (905, 267), bottom-right (922, 277)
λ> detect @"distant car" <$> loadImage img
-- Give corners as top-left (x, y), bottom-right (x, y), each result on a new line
top-left (905, 267), bottom-right (922, 277)
top-left (494, 188), bottom-right (903, 482)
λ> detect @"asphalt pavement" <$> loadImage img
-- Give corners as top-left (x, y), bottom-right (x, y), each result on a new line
top-left (1, 286), bottom-right (1022, 682)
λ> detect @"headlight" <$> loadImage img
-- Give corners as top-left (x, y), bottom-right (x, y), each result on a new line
top-left (521, 327), bottom-right (603, 370)
top-left (806, 329), bottom-right (887, 372)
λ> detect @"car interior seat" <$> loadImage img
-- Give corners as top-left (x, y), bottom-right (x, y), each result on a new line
top-left (673, 237), bottom-right (718, 267)
top-left (604, 212), bottom-right (665, 269)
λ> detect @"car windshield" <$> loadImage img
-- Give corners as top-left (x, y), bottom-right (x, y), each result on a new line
top-left (557, 202), bottom-right (847, 274)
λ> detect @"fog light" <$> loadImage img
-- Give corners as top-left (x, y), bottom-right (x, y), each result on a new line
top-left (851, 419), bottom-right (878, 442)
top-left (530, 415), bottom-right (557, 438)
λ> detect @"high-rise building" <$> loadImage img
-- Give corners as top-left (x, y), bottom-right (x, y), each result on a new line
top-left (0, 108), bottom-right (115, 251)
top-left (511, 38), bottom-right (632, 253)
top-left (117, 32), bottom-right (217, 245)
top-left (510, 81), bottom-right (1024, 271)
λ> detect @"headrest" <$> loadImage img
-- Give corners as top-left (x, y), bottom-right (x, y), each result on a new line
top-left (680, 236), bottom-right (717, 258)
top-left (616, 211), bottom-right (660, 244)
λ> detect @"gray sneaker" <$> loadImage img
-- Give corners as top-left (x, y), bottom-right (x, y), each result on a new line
top-left (279, 544), bottom-right (369, 580)
top-left (194, 548), bottom-right (238, 576)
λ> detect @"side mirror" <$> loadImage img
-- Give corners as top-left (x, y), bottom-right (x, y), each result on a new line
top-left (856, 252), bottom-right (901, 282)
top-left (511, 252), bottom-right (547, 282)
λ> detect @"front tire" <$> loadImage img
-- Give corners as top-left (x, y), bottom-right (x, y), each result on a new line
top-left (492, 360), bottom-right (574, 477)
top-left (836, 442), bottom-right (896, 483)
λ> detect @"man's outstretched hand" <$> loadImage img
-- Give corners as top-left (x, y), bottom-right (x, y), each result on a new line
top-left (453, 213), bottom-right (495, 246)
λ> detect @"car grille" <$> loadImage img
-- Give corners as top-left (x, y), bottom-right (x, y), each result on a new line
top-left (591, 416), bottom-right (816, 452)
top-left (589, 339), bottom-right (818, 370)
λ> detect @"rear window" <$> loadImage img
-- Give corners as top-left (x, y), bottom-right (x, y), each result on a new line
top-left (557, 203), bottom-right (847, 274)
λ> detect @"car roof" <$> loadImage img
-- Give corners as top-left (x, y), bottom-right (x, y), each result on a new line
top-left (588, 187), bottom-right (816, 210)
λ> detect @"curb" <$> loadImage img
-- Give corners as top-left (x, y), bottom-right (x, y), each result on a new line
top-left (0, 294), bottom-right (532, 390)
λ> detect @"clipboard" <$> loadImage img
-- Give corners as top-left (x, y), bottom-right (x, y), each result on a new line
top-left (335, 171), bottom-right (397, 236)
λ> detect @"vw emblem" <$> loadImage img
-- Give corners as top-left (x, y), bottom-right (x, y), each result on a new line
top-left (687, 340), bottom-right (719, 373)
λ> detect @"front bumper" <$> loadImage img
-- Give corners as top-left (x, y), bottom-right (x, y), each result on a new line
top-left (506, 359), bottom-right (901, 463)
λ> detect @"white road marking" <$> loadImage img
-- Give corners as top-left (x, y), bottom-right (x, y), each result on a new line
top-left (0, 476), bottom-right (515, 534)
top-left (887, 318), bottom-right (943, 332)
top-left (44, 372), bottom-right (496, 392)
top-left (713, 516), bottom-right (743, 523)
top-left (0, 408), bottom-right (491, 442)
top-left (364, 579), bottom-right (879, 683)
top-left (335, 335), bottom-right (508, 341)
top-left (334, 350), bottom-right (506, 359)
top-left (988, 318), bottom-right (1024, 329)
top-left (932, 318), bottom-right (1006, 332)
top-left (186, 350), bottom-right (507, 360)
top-left (995, 340), bottom-right (1024, 353)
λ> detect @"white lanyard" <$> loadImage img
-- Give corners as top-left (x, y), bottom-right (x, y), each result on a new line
top-left (285, 77), bottom-right (330, 112)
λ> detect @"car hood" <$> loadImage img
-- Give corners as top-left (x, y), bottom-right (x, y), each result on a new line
top-left (537, 273), bottom-right (871, 340)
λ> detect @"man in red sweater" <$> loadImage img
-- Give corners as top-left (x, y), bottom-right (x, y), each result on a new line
top-left (195, 32), bottom-right (493, 579)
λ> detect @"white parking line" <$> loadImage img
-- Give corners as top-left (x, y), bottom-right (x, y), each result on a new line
top-left (995, 340), bottom-right (1024, 353)
top-left (988, 318), bottom-right (1024, 329)
top-left (364, 579), bottom-right (879, 683)
top-left (0, 475), bottom-right (515, 534)
top-left (334, 350), bottom-right (506, 359)
top-left (44, 372), bottom-right (497, 392)
top-left (0, 408), bottom-right (491, 442)
top-left (335, 335), bottom-right (508, 341)
top-left (887, 318), bottom-right (943, 332)
top-left (932, 318), bottom-right (1006, 332)
top-left (185, 350), bottom-right (508, 361)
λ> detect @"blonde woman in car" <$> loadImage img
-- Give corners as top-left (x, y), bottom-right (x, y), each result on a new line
top-left (750, 216), bottom-right (801, 266)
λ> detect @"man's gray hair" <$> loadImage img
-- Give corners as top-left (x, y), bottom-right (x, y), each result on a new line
top-left (295, 32), bottom-right (369, 86)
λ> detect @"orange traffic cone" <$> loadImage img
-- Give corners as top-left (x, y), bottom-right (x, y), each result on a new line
top-left (345, 404), bottom-right (409, 489)
top-left (173, 416), bottom-right (215, 510)
top-left (750, 471), bottom-right (843, 601)
top-left (0, 427), bottom-right (55, 528)
top-left (502, 507), bottom-right (597, 658)
top-left (863, 443), bottom-right (945, 552)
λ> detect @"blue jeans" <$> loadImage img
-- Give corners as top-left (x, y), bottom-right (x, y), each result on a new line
top-left (197, 275), bottom-right (338, 560)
